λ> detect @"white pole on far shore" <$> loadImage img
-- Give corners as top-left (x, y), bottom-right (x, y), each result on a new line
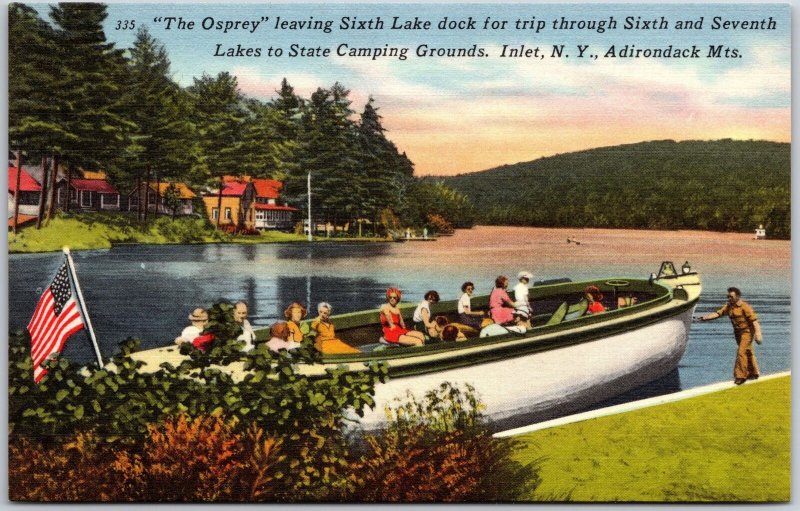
top-left (63, 247), bottom-right (104, 368)
top-left (307, 172), bottom-right (312, 242)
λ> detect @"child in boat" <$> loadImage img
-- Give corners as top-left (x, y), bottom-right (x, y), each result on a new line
top-left (585, 285), bottom-right (606, 314)
top-left (489, 276), bottom-right (516, 325)
top-left (266, 321), bottom-right (301, 353)
top-left (310, 302), bottom-right (360, 354)
top-left (283, 301), bottom-right (310, 343)
top-left (380, 288), bottom-right (425, 346)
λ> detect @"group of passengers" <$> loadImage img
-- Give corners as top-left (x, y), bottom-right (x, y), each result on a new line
top-left (175, 272), bottom-right (608, 354)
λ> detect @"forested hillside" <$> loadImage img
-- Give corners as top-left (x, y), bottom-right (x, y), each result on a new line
top-left (442, 140), bottom-right (790, 238)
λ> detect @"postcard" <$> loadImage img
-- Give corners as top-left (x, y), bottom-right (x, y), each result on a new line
top-left (6, 1), bottom-right (791, 503)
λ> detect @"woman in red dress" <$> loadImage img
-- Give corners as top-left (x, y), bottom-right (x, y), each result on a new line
top-left (585, 285), bottom-right (606, 314)
top-left (379, 288), bottom-right (425, 346)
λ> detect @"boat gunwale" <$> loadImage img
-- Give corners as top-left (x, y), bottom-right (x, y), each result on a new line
top-left (295, 277), bottom-right (689, 366)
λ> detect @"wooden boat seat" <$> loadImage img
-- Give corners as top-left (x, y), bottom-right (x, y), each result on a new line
top-left (545, 302), bottom-right (568, 325)
top-left (564, 299), bottom-right (589, 321)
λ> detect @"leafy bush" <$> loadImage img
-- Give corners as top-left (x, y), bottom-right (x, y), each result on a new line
top-left (9, 416), bottom-right (286, 502)
top-left (152, 216), bottom-right (208, 243)
top-left (8, 303), bottom-right (388, 496)
top-left (426, 213), bottom-right (454, 235)
top-left (345, 383), bottom-right (541, 502)
top-left (10, 383), bottom-right (540, 502)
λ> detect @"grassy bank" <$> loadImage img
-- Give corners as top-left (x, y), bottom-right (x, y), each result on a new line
top-left (7, 212), bottom-right (385, 253)
top-left (510, 376), bottom-right (790, 502)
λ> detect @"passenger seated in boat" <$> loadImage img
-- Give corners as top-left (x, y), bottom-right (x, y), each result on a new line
top-left (617, 293), bottom-right (638, 308)
top-left (514, 271), bottom-right (533, 315)
top-left (413, 290), bottom-right (440, 335)
top-left (441, 324), bottom-right (463, 342)
top-left (480, 307), bottom-right (531, 337)
top-left (283, 301), bottom-right (310, 343)
top-left (175, 307), bottom-right (214, 351)
top-left (431, 315), bottom-right (467, 341)
top-left (489, 276), bottom-right (516, 325)
top-left (380, 288), bottom-right (425, 346)
top-left (584, 285), bottom-right (606, 314)
top-left (266, 322), bottom-right (301, 353)
top-left (234, 301), bottom-right (256, 350)
top-left (458, 281), bottom-right (485, 329)
top-left (311, 302), bottom-right (360, 354)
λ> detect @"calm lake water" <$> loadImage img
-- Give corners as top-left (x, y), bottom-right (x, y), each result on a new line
top-left (8, 226), bottom-right (791, 400)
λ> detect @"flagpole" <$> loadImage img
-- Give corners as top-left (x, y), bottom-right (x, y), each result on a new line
top-left (63, 247), bottom-right (104, 368)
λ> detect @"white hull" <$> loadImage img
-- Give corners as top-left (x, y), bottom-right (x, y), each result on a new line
top-left (356, 306), bottom-right (695, 430)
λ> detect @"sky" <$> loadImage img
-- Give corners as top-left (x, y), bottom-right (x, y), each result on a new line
top-left (29, 2), bottom-right (791, 176)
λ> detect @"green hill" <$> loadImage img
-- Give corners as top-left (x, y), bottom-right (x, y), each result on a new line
top-left (441, 140), bottom-right (790, 238)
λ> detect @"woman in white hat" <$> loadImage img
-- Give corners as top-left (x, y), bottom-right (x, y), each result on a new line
top-left (514, 271), bottom-right (533, 315)
top-left (175, 307), bottom-right (208, 345)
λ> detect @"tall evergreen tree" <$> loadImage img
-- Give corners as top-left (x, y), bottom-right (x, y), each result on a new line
top-left (188, 72), bottom-right (248, 180)
top-left (50, 2), bottom-right (133, 169)
top-left (289, 84), bottom-right (363, 227)
top-left (122, 26), bottom-right (198, 219)
top-left (9, 4), bottom-right (64, 158)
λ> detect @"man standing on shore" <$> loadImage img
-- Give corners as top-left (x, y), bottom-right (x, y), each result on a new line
top-left (699, 287), bottom-right (763, 385)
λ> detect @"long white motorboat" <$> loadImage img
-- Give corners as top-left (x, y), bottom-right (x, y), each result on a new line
top-left (128, 261), bottom-right (701, 429)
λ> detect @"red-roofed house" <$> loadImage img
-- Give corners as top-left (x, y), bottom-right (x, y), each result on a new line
top-left (251, 178), bottom-right (297, 230)
top-left (8, 166), bottom-right (42, 218)
top-left (127, 181), bottom-right (197, 216)
top-left (57, 175), bottom-right (120, 211)
top-left (202, 179), bottom-right (256, 230)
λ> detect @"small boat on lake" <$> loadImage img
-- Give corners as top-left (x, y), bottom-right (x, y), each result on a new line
top-left (129, 261), bottom-right (701, 429)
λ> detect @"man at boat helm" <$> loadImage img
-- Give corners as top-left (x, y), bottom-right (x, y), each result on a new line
top-left (698, 287), bottom-right (763, 385)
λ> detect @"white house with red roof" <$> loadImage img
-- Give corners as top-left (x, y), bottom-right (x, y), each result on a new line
top-left (56, 170), bottom-right (120, 211)
top-left (251, 178), bottom-right (297, 231)
top-left (8, 166), bottom-right (42, 218)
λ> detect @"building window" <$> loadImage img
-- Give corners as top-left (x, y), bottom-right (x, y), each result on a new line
top-left (224, 207), bottom-right (232, 220)
top-left (212, 208), bottom-right (219, 220)
top-left (80, 190), bottom-right (91, 208)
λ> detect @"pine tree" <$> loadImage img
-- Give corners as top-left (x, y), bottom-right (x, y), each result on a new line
top-left (122, 26), bottom-right (198, 220)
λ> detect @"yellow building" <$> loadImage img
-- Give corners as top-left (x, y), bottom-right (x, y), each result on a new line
top-left (202, 180), bottom-right (256, 231)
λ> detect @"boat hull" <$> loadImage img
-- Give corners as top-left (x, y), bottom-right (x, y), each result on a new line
top-left (355, 305), bottom-right (695, 430)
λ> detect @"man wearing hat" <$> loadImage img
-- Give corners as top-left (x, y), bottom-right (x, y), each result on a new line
top-left (514, 271), bottom-right (534, 315)
top-left (479, 306), bottom-right (531, 337)
top-left (175, 307), bottom-right (209, 345)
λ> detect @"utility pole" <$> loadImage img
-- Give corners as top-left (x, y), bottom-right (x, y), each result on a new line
top-left (307, 172), bottom-right (312, 242)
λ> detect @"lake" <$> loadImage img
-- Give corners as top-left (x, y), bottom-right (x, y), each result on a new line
top-left (8, 226), bottom-right (791, 399)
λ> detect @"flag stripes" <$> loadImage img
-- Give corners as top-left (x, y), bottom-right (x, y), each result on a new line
top-left (26, 262), bottom-right (85, 383)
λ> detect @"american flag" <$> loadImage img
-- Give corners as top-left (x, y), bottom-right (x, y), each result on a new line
top-left (27, 261), bottom-right (85, 383)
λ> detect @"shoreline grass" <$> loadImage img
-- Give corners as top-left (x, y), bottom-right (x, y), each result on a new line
top-left (7, 212), bottom-right (388, 253)
top-left (508, 375), bottom-right (791, 502)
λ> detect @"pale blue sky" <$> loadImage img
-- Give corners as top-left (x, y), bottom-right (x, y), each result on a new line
top-left (27, 3), bottom-right (791, 174)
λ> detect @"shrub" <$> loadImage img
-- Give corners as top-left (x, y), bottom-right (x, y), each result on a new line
top-left (346, 383), bottom-right (541, 502)
top-left (8, 302), bottom-right (388, 497)
top-left (152, 217), bottom-right (208, 243)
top-left (9, 416), bottom-right (286, 502)
top-left (426, 213), bottom-right (454, 235)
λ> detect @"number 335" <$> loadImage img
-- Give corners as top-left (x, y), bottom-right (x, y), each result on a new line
top-left (115, 20), bottom-right (135, 30)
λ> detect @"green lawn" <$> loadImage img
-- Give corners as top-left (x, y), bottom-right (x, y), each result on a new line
top-left (510, 376), bottom-right (791, 502)
top-left (7, 212), bottom-right (383, 253)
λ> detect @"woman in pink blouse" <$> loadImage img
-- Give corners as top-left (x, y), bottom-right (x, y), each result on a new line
top-left (489, 275), bottom-right (516, 325)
